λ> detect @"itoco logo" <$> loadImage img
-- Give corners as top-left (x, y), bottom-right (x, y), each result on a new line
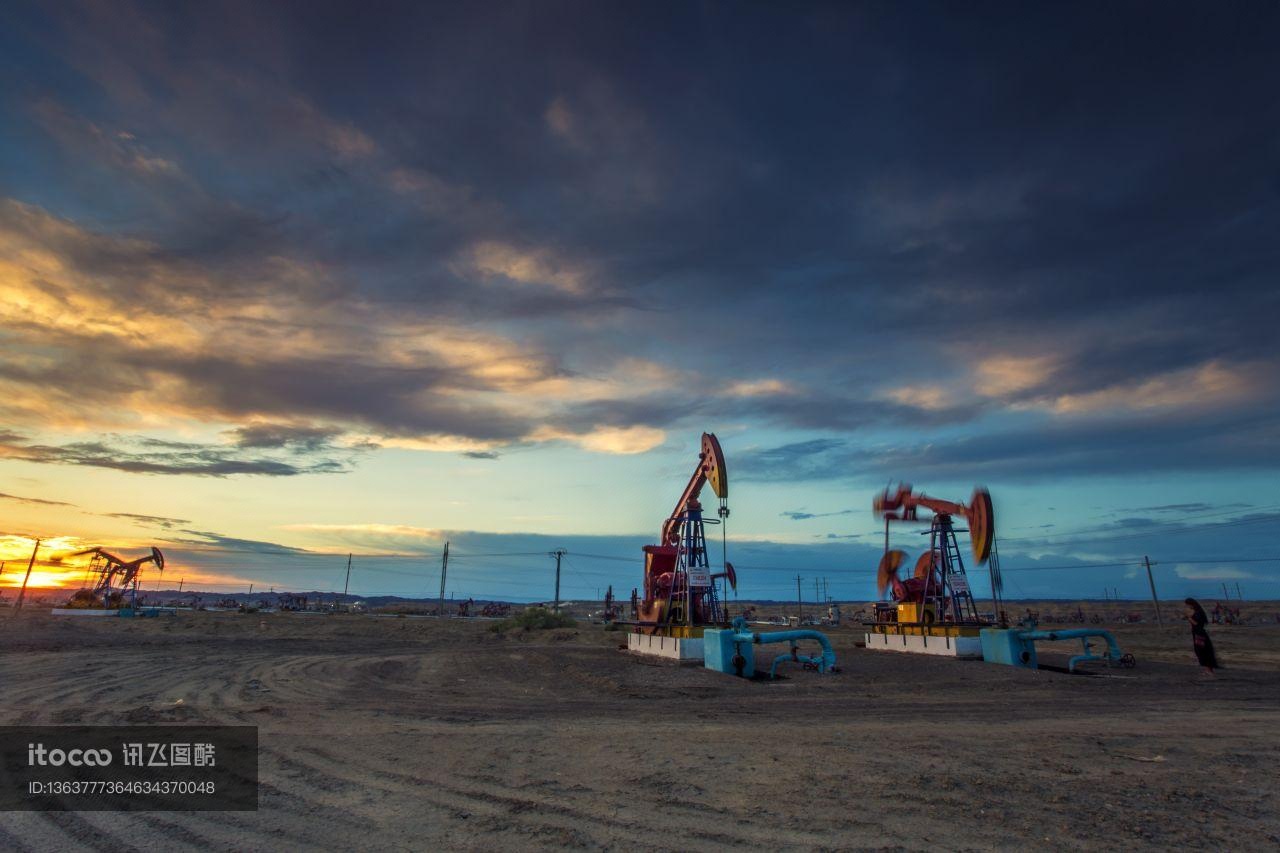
top-left (27, 743), bottom-right (113, 767)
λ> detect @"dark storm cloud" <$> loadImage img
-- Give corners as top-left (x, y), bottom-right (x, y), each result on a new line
top-left (0, 2), bottom-right (1278, 472)
top-left (172, 529), bottom-right (310, 555)
top-left (1132, 503), bottom-right (1253, 515)
top-left (781, 509), bottom-right (852, 522)
top-left (147, 354), bottom-right (535, 443)
top-left (0, 492), bottom-right (76, 508)
top-left (0, 432), bottom-right (352, 477)
top-left (734, 439), bottom-right (847, 482)
top-left (226, 424), bottom-right (346, 452)
top-left (1110, 517), bottom-right (1163, 530)
top-left (106, 512), bottom-right (191, 529)
top-left (993, 510), bottom-right (1280, 565)
top-left (547, 387), bottom-right (979, 441)
top-left (462, 451), bottom-right (500, 460)
top-left (749, 393), bottom-right (985, 432)
top-left (548, 394), bottom-right (705, 433)
top-left (737, 408), bottom-right (1280, 484)
top-left (862, 414), bottom-right (1280, 482)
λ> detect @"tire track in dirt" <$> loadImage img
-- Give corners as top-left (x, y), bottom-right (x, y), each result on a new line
top-left (34, 811), bottom-right (138, 853)
top-left (0, 819), bottom-right (42, 853)
top-left (2, 652), bottom-right (209, 710)
top-left (268, 740), bottom-right (841, 850)
top-left (132, 814), bottom-right (222, 851)
top-left (262, 740), bottom-right (642, 847)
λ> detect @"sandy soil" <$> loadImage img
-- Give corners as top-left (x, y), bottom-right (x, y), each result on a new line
top-left (0, 609), bottom-right (1277, 851)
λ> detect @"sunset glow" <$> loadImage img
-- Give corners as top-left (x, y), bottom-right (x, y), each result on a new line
top-left (1, 3), bottom-right (1277, 602)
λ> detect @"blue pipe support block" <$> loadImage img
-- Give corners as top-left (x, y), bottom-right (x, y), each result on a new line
top-left (981, 626), bottom-right (1126, 673)
top-left (703, 617), bottom-right (836, 678)
top-left (979, 628), bottom-right (1037, 668)
top-left (703, 628), bottom-right (756, 676)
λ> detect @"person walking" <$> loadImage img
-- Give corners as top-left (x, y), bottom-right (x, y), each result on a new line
top-left (1184, 598), bottom-right (1219, 677)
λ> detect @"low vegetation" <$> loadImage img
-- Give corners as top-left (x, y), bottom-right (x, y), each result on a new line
top-left (490, 607), bottom-right (577, 633)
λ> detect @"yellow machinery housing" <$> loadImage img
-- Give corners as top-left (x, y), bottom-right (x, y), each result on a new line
top-left (867, 601), bottom-right (983, 639)
top-left (896, 602), bottom-right (935, 624)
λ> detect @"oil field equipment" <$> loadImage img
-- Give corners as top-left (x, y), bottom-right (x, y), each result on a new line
top-left (865, 484), bottom-right (997, 658)
top-left (704, 616), bottom-right (837, 679)
top-left (626, 432), bottom-right (736, 661)
top-left (599, 585), bottom-right (621, 623)
top-left (63, 546), bottom-right (165, 611)
top-left (980, 619), bottom-right (1135, 673)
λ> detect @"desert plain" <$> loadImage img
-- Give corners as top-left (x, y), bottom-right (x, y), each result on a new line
top-left (0, 606), bottom-right (1277, 851)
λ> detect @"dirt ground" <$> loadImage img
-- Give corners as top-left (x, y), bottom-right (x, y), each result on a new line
top-left (0, 609), bottom-right (1277, 851)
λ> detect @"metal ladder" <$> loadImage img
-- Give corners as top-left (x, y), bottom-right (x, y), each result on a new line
top-left (935, 517), bottom-right (980, 623)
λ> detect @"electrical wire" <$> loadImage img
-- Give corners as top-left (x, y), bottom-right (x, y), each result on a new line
top-left (19, 522), bottom-right (1279, 600)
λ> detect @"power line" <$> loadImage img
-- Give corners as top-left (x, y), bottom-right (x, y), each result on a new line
top-left (19, 553), bottom-right (1279, 578)
top-left (1170, 557), bottom-right (1280, 565)
top-left (730, 560), bottom-right (1144, 575)
top-left (447, 551), bottom-right (552, 560)
top-left (20, 529), bottom-right (1279, 601)
top-left (563, 551), bottom-right (635, 563)
top-left (104, 546), bottom-right (431, 559)
top-left (736, 556), bottom-right (1280, 575)
top-left (44, 545), bottom-right (551, 560)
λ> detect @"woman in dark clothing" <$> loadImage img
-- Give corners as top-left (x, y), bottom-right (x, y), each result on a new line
top-left (1184, 598), bottom-right (1219, 676)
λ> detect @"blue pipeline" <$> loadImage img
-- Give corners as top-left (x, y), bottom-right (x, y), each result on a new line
top-left (1019, 628), bottom-right (1122, 673)
top-left (754, 630), bottom-right (837, 673)
top-left (729, 618), bottom-right (836, 676)
top-left (768, 650), bottom-right (824, 679)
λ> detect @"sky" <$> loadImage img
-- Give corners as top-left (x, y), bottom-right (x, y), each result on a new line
top-left (1, 1), bottom-right (1278, 603)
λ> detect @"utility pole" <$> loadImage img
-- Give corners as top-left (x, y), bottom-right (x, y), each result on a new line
top-left (248, 583), bottom-right (253, 596)
top-left (549, 549), bottom-right (566, 612)
top-left (814, 578), bottom-right (821, 603)
top-left (1143, 556), bottom-right (1162, 626)
top-left (343, 553), bottom-right (352, 599)
top-left (438, 541), bottom-right (449, 617)
top-left (1236, 581), bottom-right (1243, 600)
top-left (796, 574), bottom-right (803, 623)
top-left (14, 538), bottom-right (41, 612)
top-left (178, 578), bottom-right (184, 593)
top-left (823, 578), bottom-right (829, 602)
top-left (1221, 582), bottom-right (1229, 599)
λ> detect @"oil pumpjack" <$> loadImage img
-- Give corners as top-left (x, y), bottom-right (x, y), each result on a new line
top-left (864, 484), bottom-right (999, 658)
top-left (626, 433), bottom-right (737, 660)
top-left (63, 546), bottom-right (165, 610)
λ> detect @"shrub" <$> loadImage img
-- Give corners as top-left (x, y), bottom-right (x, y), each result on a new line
top-left (490, 607), bottom-right (577, 633)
